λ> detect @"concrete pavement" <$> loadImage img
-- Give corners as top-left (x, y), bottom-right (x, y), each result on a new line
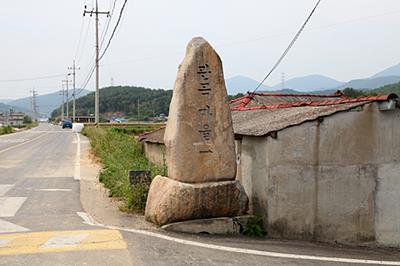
top-left (0, 123), bottom-right (400, 265)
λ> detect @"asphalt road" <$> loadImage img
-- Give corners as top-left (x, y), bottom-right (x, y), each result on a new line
top-left (0, 123), bottom-right (399, 266)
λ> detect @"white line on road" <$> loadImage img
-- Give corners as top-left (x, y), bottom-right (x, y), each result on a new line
top-left (0, 219), bottom-right (29, 234)
top-left (0, 132), bottom-right (49, 154)
top-left (0, 185), bottom-right (14, 196)
top-left (0, 197), bottom-right (27, 217)
top-left (40, 233), bottom-right (89, 249)
top-left (0, 238), bottom-right (15, 247)
top-left (77, 212), bottom-right (400, 265)
top-left (34, 189), bottom-right (72, 192)
top-left (74, 133), bottom-right (81, 181)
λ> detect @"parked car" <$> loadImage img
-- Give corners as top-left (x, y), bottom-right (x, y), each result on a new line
top-left (62, 119), bottom-right (72, 129)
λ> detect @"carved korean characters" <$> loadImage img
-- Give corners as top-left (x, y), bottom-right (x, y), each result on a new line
top-left (164, 37), bottom-right (237, 183)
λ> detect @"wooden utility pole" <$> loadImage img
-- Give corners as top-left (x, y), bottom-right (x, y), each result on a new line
top-left (60, 86), bottom-right (65, 121)
top-left (62, 78), bottom-right (71, 119)
top-left (83, 1), bottom-right (109, 124)
top-left (68, 61), bottom-right (80, 122)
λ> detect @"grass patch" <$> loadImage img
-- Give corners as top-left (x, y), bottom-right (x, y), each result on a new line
top-left (0, 126), bottom-right (14, 135)
top-left (243, 215), bottom-right (266, 237)
top-left (82, 126), bottom-right (166, 213)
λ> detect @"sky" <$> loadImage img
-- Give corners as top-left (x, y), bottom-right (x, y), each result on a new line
top-left (0, 0), bottom-right (399, 99)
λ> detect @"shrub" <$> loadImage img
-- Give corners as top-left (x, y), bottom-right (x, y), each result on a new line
top-left (243, 215), bottom-right (266, 237)
top-left (83, 126), bottom-right (164, 213)
top-left (0, 126), bottom-right (14, 135)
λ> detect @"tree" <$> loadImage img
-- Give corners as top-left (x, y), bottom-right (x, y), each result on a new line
top-left (23, 115), bottom-right (32, 124)
top-left (342, 87), bottom-right (365, 98)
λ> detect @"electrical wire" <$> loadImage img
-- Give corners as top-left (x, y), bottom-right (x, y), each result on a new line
top-left (252, 0), bottom-right (322, 93)
top-left (0, 74), bottom-right (65, 83)
top-left (98, 0), bottom-right (128, 61)
top-left (76, 19), bottom-right (92, 65)
top-left (100, 0), bottom-right (118, 50)
top-left (74, 17), bottom-right (85, 60)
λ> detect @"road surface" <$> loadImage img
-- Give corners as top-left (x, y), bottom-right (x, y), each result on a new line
top-left (0, 123), bottom-right (399, 265)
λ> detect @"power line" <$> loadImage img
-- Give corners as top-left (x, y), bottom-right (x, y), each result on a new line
top-left (98, 0), bottom-right (128, 61)
top-left (253, 0), bottom-right (322, 93)
top-left (76, 19), bottom-right (92, 65)
top-left (100, 0), bottom-right (118, 50)
top-left (0, 74), bottom-right (65, 83)
top-left (74, 17), bottom-right (86, 60)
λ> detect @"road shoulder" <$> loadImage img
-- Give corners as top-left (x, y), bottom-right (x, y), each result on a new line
top-left (78, 134), bottom-right (155, 231)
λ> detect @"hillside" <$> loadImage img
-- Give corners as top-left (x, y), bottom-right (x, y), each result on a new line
top-left (0, 102), bottom-right (32, 115)
top-left (371, 63), bottom-right (400, 78)
top-left (270, 75), bottom-right (344, 91)
top-left (9, 89), bottom-right (91, 117)
top-left (335, 76), bottom-right (400, 91)
top-left (225, 75), bottom-right (270, 95)
top-left (51, 86), bottom-right (172, 120)
top-left (370, 81), bottom-right (400, 95)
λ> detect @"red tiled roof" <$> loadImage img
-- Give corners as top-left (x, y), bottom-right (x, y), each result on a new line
top-left (138, 126), bottom-right (166, 143)
top-left (231, 92), bottom-right (398, 111)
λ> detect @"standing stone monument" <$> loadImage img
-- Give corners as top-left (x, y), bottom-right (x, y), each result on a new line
top-left (145, 37), bottom-right (248, 226)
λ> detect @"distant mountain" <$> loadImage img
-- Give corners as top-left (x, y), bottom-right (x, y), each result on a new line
top-left (0, 99), bottom-right (14, 104)
top-left (335, 76), bottom-right (400, 90)
top-left (225, 75), bottom-right (270, 95)
top-left (371, 63), bottom-right (400, 78)
top-left (270, 75), bottom-right (345, 92)
top-left (0, 102), bottom-right (32, 115)
top-left (8, 89), bottom-right (91, 117)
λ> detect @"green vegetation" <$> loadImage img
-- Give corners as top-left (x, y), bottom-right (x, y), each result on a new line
top-left (0, 126), bottom-right (14, 135)
top-left (370, 81), bottom-right (400, 95)
top-left (92, 124), bottom-right (161, 136)
top-left (51, 86), bottom-right (172, 120)
top-left (343, 82), bottom-right (400, 98)
top-left (23, 115), bottom-right (32, 124)
top-left (243, 215), bottom-right (266, 237)
top-left (82, 126), bottom-right (166, 213)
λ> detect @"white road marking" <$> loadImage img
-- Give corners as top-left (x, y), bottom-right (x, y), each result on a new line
top-left (0, 132), bottom-right (49, 154)
top-left (0, 197), bottom-right (27, 217)
top-left (0, 139), bottom-right (27, 143)
top-left (0, 185), bottom-right (14, 196)
top-left (76, 212), bottom-right (95, 225)
top-left (74, 133), bottom-right (81, 180)
top-left (40, 233), bottom-right (89, 249)
top-left (77, 212), bottom-right (400, 265)
top-left (33, 189), bottom-right (72, 192)
top-left (0, 219), bottom-right (29, 233)
top-left (0, 238), bottom-right (14, 247)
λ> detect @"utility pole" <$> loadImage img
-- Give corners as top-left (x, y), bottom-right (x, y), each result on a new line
top-left (68, 61), bottom-right (80, 122)
top-left (137, 98), bottom-right (140, 121)
top-left (62, 78), bottom-right (71, 119)
top-left (60, 85), bottom-right (65, 121)
top-left (30, 89), bottom-right (38, 120)
top-left (83, 2), bottom-right (110, 124)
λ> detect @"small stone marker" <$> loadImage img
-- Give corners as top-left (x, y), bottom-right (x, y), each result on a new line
top-left (128, 170), bottom-right (152, 187)
top-left (145, 37), bottom-right (248, 226)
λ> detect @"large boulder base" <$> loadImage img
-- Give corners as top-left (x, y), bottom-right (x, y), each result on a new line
top-left (145, 176), bottom-right (248, 226)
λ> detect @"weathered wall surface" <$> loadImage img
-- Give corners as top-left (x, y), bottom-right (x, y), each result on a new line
top-left (374, 106), bottom-right (400, 247)
top-left (143, 142), bottom-right (167, 168)
top-left (240, 103), bottom-right (400, 246)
